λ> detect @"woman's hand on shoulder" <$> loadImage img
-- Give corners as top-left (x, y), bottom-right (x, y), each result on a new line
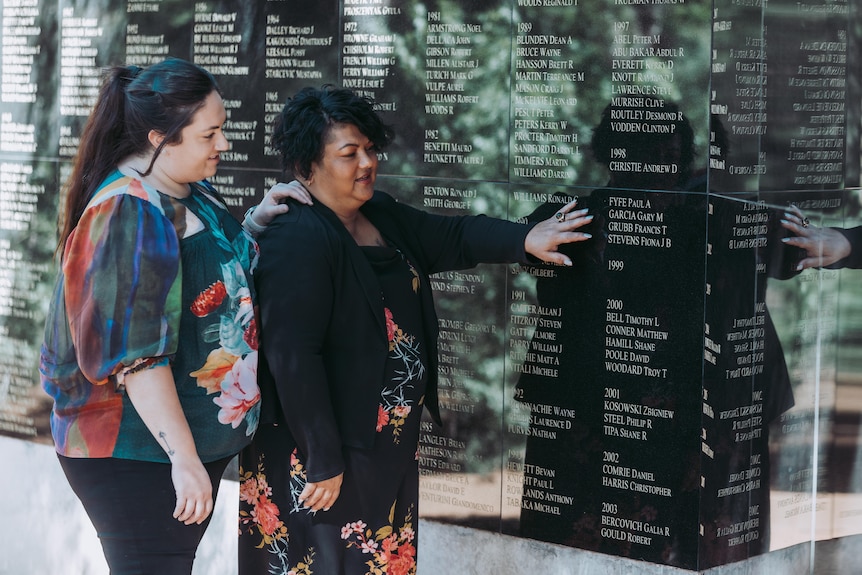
top-left (249, 181), bottom-right (313, 229)
top-left (525, 197), bottom-right (593, 266)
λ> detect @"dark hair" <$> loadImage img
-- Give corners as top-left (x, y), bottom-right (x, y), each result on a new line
top-left (58, 58), bottom-right (220, 253)
top-left (269, 85), bottom-right (394, 180)
top-left (590, 99), bottom-right (695, 188)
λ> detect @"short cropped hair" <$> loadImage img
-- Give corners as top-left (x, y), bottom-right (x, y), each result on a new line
top-left (269, 85), bottom-right (394, 180)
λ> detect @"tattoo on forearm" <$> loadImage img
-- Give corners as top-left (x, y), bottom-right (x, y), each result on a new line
top-left (158, 431), bottom-right (176, 457)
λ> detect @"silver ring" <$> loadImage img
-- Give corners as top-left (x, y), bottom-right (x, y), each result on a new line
top-left (802, 218), bottom-right (810, 228)
top-left (555, 211), bottom-right (565, 223)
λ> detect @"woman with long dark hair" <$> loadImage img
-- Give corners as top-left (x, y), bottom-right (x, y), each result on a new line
top-left (40, 57), bottom-right (305, 574)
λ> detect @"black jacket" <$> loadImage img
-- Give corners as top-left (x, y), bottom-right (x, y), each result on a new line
top-left (255, 190), bottom-right (532, 482)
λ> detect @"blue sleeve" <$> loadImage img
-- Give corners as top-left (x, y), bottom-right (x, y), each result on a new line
top-left (63, 193), bottom-right (182, 386)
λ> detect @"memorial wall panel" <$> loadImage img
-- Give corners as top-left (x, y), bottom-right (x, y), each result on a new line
top-left (1, 0), bottom-right (58, 159)
top-left (701, 192), bottom-right (807, 566)
top-left (829, 192), bottom-right (862, 541)
top-left (503, 188), bottom-right (706, 569)
top-left (387, 175), bottom-right (511, 530)
top-left (262, 0), bottom-right (339, 173)
top-left (0, 159), bottom-right (57, 441)
top-left (0, 0), bottom-right (860, 571)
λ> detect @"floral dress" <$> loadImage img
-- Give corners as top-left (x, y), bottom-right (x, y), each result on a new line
top-left (40, 172), bottom-right (260, 462)
top-left (239, 245), bottom-right (427, 575)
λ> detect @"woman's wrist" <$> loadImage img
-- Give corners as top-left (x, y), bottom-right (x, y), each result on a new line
top-left (242, 206), bottom-right (267, 236)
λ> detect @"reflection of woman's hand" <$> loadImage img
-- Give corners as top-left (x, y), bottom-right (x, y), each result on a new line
top-left (299, 472), bottom-right (343, 512)
top-left (781, 206), bottom-right (851, 270)
top-left (524, 198), bottom-right (593, 266)
top-left (250, 181), bottom-right (313, 228)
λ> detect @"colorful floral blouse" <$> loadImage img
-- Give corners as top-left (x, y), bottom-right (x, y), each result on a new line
top-left (40, 171), bottom-right (261, 463)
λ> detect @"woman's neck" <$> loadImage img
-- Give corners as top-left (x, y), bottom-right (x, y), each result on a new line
top-left (305, 186), bottom-right (384, 246)
top-left (118, 158), bottom-right (191, 199)
top-left (333, 207), bottom-right (384, 247)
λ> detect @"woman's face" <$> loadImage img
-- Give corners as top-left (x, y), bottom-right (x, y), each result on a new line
top-left (155, 90), bottom-right (229, 185)
top-left (306, 122), bottom-right (378, 213)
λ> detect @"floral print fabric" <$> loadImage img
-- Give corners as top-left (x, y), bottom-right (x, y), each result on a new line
top-left (40, 172), bottom-right (260, 462)
top-left (239, 245), bottom-right (426, 575)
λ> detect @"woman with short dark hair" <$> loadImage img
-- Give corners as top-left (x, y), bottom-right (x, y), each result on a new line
top-left (238, 85), bottom-right (593, 575)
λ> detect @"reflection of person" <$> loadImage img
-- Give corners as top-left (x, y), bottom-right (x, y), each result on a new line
top-left (237, 86), bottom-right (593, 575)
top-left (598, 104), bottom-right (796, 566)
top-left (591, 99), bottom-right (696, 191)
top-left (697, 195), bottom-right (798, 566)
top-left (781, 206), bottom-right (859, 269)
top-left (515, 100), bottom-right (704, 568)
top-left (516, 100), bottom-right (797, 568)
top-left (39, 58), bottom-right (307, 574)
top-left (783, 207), bottom-right (862, 520)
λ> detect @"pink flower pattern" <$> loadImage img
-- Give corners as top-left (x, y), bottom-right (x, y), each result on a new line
top-left (188, 258), bottom-right (261, 434)
top-left (239, 456), bottom-right (314, 575)
top-left (214, 351), bottom-right (260, 429)
top-left (239, 458), bottom-right (286, 542)
top-left (240, 251), bottom-right (423, 575)
top-left (340, 506), bottom-right (418, 575)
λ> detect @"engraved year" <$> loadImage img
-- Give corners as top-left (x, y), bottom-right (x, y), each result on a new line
top-left (603, 451), bottom-right (620, 463)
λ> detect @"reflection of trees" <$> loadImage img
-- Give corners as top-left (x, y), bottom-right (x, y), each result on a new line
top-left (1, 161), bottom-right (58, 348)
top-left (834, 195), bottom-right (862, 380)
top-left (385, 0), bottom-right (514, 180)
top-left (384, 177), bottom-right (509, 472)
top-left (767, 196), bottom-right (862, 500)
top-left (379, 0), bottom-right (712, 184)
top-left (432, 262), bottom-right (507, 472)
top-left (0, 160), bottom-right (59, 442)
top-left (377, 0), bottom-right (713, 473)
top-left (2, 0), bottom-right (716, 463)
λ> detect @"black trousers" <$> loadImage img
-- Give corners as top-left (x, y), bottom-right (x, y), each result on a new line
top-left (58, 454), bottom-right (233, 575)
